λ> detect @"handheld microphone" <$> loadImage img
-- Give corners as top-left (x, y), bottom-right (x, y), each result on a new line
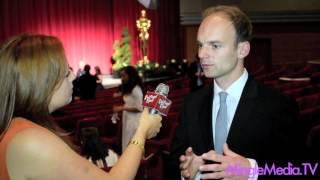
top-left (143, 83), bottom-right (172, 116)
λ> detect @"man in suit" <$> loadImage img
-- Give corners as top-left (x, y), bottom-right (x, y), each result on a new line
top-left (169, 5), bottom-right (304, 180)
top-left (187, 55), bottom-right (206, 92)
top-left (78, 64), bottom-right (97, 100)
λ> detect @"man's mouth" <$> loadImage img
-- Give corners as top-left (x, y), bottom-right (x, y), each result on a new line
top-left (201, 63), bottom-right (214, 67)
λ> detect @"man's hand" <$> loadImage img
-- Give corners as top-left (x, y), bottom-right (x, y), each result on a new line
top-left (179, 147), bottom-right (204, 179)
top-left (199, 144), bottom-right (251, 180)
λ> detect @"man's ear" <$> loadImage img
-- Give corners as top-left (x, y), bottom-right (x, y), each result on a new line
top-left (237, 41), bottom-right (250, 59)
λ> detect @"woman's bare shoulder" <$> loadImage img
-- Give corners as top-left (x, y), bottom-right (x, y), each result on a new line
top-left (8, 126), bottom-right (67, 158)
top-left (7, 127), bottom-right (108, 180)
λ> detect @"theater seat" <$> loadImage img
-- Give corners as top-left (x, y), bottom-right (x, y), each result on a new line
top-left (306, 125), bottom-right (320, 159)
top-left (146, 118), bottom-right (178, 154)
top-left (100, 113), bottom-right (122, 152)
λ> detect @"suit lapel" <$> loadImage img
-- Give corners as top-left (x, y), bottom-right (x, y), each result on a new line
top-left (227, 77), bottom-right (258, 147)
top-left (196, 78), bottom-right (259, 152)
top-left (198, 85), bottom-right (214, 150)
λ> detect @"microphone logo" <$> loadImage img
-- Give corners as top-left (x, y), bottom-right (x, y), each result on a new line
top-left (144, 94), bottom-right (158, 103)
top-left (159, 99), bottom-right (171, 109)
top-left (143, 83), bottom-right (172, 116)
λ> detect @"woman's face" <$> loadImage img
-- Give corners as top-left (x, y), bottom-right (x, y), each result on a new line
top-left (120, 70), bottom-right (129, 84)
top-left (48, 68), bottom-right (76, 113)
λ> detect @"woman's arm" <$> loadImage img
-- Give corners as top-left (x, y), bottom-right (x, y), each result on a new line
top-left (7, 127), bottom-right (109, 180)
top-left (106, 108), bottom-right (161, 179)
top-left (7, 110), bottom-right (161, 180)
top-left (113, 105), bottom-right (141, 113)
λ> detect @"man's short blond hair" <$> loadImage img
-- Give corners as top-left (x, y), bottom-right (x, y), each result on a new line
top-left (203, 5), bottom-right (252, 44)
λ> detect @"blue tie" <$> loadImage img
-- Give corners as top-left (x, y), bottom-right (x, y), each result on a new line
top-left (215, 92), bottom-right (228, 154)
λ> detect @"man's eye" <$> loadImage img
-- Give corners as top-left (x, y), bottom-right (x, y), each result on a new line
top-left (211, 44), bottom-right (221, 49)
top-left (197, 43), bottom-right (203, 48)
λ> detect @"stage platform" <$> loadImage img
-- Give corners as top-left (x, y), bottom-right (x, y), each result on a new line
top-left (101, 75), bottom-right (121, 89)
top-left (101, 75), bottom-right (172, 89)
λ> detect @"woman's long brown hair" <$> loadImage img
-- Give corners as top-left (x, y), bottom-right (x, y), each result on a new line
top-left (0, 34), bottom-right (68, 138)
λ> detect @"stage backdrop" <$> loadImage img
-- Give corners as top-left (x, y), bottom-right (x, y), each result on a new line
top-left (0, 0), bottom-right (180, 74)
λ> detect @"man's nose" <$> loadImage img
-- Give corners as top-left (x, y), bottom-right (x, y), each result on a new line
top-left (198, 46), bottom-right (209, 59)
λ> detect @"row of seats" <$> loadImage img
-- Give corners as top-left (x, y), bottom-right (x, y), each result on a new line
top-left (252, 63), bottom-right (320, 158)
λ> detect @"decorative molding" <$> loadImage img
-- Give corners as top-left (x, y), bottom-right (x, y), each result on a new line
top-left (180, 11), bottom-right (320, 25)
top-left (249, 11), bottom-right (320, 23)
top-left (180, 13), bottom-right (201, 25)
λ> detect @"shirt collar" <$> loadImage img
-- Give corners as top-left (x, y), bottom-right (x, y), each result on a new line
top-left (213, 69), bottom-right (248, 101)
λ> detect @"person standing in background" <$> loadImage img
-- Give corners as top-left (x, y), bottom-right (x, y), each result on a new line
top-left (187, 54), bottom-right (206, 92)
top-left (113, 66), bottom-right (144, 153)
top-left (94, 66), bottom-right (105, 91)
top-left (78, 64), bottom-right (97, 100)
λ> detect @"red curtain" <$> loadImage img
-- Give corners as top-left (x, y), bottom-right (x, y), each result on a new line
top-left (0, 0), bottom-right (180, 74)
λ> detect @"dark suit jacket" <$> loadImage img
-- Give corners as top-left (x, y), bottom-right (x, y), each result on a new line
top-left (168, 77), bottom-right (305, 179)
top-left (78, 73), bottom-right (97, 100)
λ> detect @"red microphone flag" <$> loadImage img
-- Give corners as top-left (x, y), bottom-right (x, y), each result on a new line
top-left (143, 91), bottom-right (172, 116)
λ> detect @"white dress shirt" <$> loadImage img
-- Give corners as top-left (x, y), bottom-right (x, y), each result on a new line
top-left (211, 69), bottom-right (248, 140)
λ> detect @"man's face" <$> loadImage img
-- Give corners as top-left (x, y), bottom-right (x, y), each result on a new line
top-left (197, 14), bottom-right (241, 80)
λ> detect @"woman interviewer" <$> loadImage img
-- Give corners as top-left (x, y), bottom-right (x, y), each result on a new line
top-left (0, 34), bottom-right (162, 180)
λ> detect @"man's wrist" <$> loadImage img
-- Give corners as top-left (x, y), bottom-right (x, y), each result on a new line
top-left (247, 158), bottom-right (258, 180)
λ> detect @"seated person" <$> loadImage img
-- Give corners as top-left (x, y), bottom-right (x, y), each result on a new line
top-left (81, 127), bottom-right (118, 168)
